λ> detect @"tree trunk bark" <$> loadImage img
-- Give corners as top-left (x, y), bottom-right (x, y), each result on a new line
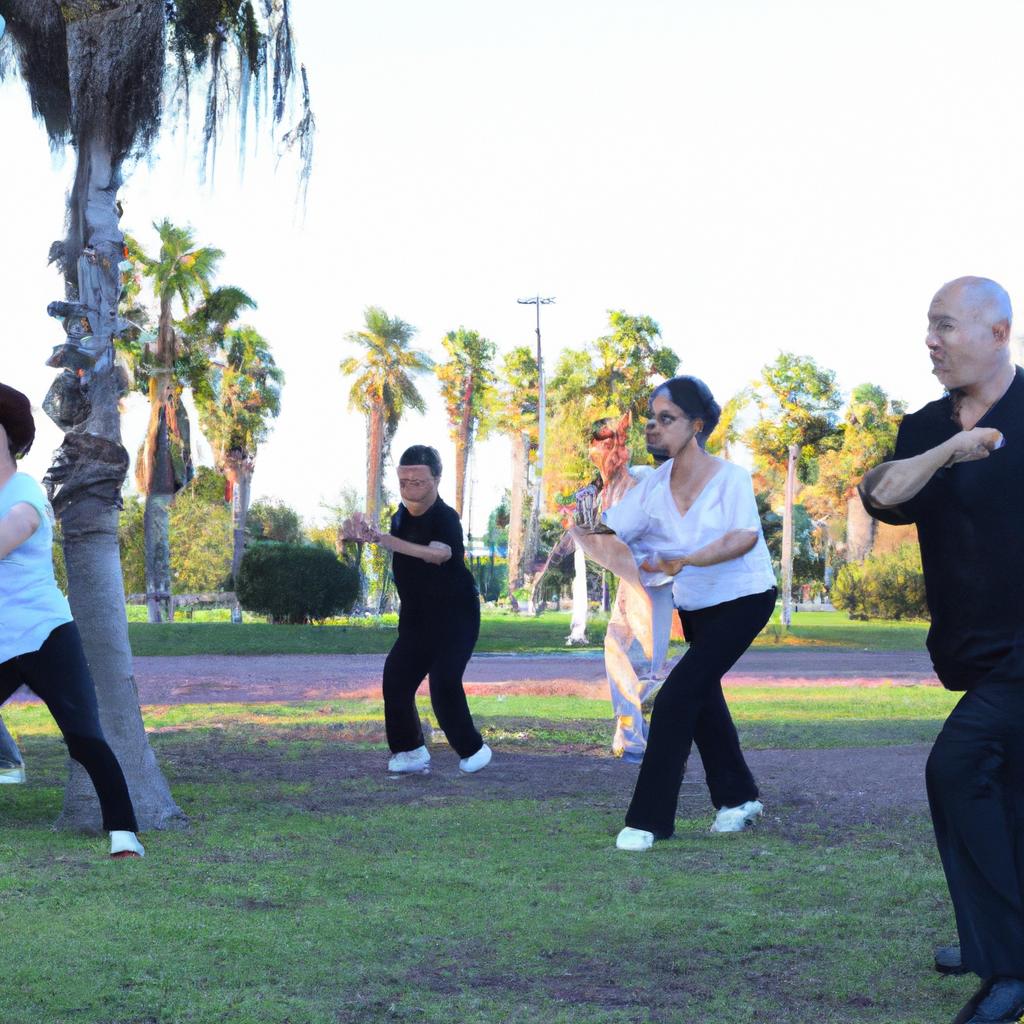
top-left (507, 430), bottom-right (529, 594)
top-left (454, 382), bottom-right (473, 517)
top-left (143, 491), bottom-right (172, 622)
top-left (845, 491), bottom-right (877, 562)
top-left (566, 542), bottom-right (588, 644)
top-left (780, 444), bottom-right (797, 627)
top-left (366, 405), bottom-right (384, 523)
top-left (42, 84), bottom-right (184, 830)
top-left (225, 453), bottom-right (253, 623)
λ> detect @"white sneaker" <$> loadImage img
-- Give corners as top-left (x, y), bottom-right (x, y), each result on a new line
top-left (387, 746), bottom-right (431, 774)
top-left (459, 743), bottom-right (492, 774)
top-left (109, 831), bottom-right (145, 858)
top-left (710, 800), bottom-right (764, 833)
top-left (0, 763), bottom-right (25, 784)
top-left (616, 827), bottom-right (655, 851)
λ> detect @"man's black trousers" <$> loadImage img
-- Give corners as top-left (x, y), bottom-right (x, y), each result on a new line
top-left (0, 622), bottom-right (138, 832)
top-left (625, 587), bottom-right (775, 838)
top-left (383, 601), bottom-right (484, 759)
top-left (927, 681), bottom-right (1024, 979)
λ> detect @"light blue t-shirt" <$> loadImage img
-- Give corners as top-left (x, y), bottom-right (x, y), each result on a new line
top-left (0, 472), bottom-right (73, 664)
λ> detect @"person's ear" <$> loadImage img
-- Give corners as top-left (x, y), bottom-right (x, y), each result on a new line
top-left (692, 418), bottom-right (705, 438)
top-left (993, 319), bottom-right (1011, 347)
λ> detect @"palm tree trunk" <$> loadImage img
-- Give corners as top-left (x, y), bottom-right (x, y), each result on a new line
top-left (507, 430), bottom-right (529, 595)
top-left (44, 108), bottom-right (184, 831)
top-left (366, 405), bottom-right (384, 523)
top-left (454, 381), bottom-right (473, 516)
top-left (226, 455), bottom-right (253, 623)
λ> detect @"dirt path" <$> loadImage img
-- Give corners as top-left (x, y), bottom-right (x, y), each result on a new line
top-left (68, 647), bottom-right (940, 705)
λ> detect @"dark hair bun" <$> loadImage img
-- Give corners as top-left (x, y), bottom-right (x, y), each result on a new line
top-left (0, 383), bottom-right (35, 459)
top-left (654, 376), bottom-right (721, 446)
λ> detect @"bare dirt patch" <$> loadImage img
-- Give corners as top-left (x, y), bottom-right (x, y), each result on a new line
top-left (154, 731), bottom-right (930, 832)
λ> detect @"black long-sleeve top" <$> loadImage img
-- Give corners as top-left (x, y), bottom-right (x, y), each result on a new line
top-left (862, 366), bottom-right (1024, 689)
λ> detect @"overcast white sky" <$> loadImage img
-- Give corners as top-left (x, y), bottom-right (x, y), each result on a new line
top-left (5, 0), bottom-right (1024, 536)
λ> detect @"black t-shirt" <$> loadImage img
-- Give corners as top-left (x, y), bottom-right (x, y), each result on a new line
top-left (390, 497), bottom-right (478, 622)
top-left (862, 366), bottom-right (1024, 689)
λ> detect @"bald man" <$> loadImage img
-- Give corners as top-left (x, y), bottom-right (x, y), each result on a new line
top-left (860, 277), bottom-right (1024, 1024)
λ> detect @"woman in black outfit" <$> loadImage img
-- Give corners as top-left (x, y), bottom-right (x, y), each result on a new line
top-left (343, 446), bottom-right (491, 774)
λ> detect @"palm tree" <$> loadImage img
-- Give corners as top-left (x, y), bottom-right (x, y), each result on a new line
top-left (436, 328), bottom-right (496, 517)
top-left (494, 347), bottom-right (539, 596)
top-left (340, 307), bottom-right (433, 523)
top-left (133, 220), bottom-right (223, 623)
top-left (0, 1), bottom-right (311, 831)
top-left (194, 324), bottom-right (283, 620)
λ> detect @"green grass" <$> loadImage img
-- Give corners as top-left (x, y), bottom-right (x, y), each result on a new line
top-left (0, 688), bottom-right (972, 1023)
top-left (127, 609), bottom-right (930, 657)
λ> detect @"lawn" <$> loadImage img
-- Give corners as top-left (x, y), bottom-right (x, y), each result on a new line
top-left (0, 687), bottom-right (975, 1024)
top-left (127, 609), bottom-right (930, 657)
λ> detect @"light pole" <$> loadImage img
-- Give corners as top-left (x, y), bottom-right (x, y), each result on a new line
top-left (517, 295), bottom-right (555, 609)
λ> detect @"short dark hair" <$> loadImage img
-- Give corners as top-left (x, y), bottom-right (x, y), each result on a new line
top-left (0, 384), bottom-right (35, 460)
top-left (399, 445), bottom-right (442, 478)
top-left (651, 376), bottom-right (721, 449)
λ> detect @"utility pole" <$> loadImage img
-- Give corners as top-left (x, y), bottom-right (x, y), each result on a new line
top-left (781, 443), bottom-right (798, 627)
top-left (517, 295), bottom-right (555, 612)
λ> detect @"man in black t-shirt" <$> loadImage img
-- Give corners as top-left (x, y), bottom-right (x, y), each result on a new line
top-left (342, 445), bottom-right (491, 776)
top-left (861, 277), bottom-right (1024, 1024)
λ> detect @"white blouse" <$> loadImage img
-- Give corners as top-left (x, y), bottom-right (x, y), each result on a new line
top-left (602, 457), bottom-right (776, 611)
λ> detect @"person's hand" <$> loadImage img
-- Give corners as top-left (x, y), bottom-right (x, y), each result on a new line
top-left (340, 512), bottom-right (381, 543)
top-left (944, 427), bottom-right (1005, 467)
top-left (640, 554), bottom-right (688, 576)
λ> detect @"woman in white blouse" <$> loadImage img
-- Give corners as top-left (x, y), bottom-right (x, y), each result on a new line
top-left (580, 376), bottom-right (777, 851)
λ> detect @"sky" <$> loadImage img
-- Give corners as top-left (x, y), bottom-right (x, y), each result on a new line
top-left (5, 0), bottom-right (1024, 538)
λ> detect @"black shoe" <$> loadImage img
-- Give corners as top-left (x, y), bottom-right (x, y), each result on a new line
top-left (936, 943), bottom-right (969, 975)
top-left (964, 977), bottom-right (1024, 1024)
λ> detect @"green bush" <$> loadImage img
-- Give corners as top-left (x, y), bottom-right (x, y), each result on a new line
top-left (236, 543), bottom-right (359, 624)
top-left (831, 543), bottom-right (928, 621)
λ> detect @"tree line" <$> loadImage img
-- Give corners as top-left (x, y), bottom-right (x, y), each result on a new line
top-left (340, 307), bottom-right (909, 613)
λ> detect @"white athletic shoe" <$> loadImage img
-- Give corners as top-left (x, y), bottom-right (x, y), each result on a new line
top-left (0, 763), bottom-right (25, 784)
top-left (459, 743), bottom-right (492, 774)
top-left (616, 827), bottom-right (655, 851)
top-left (109, 831), bottom-right (145, 859)
top-left (387, 746), bottom-right (431, 774)
top-left (710, 800), bottom-right (764, 833)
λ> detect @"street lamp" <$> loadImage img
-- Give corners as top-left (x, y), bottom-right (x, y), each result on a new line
top-left (517, 295), bottom-right (555, 606)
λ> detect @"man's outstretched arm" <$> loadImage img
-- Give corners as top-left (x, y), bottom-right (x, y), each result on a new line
top-left (860, 427), bottom-right (1004, 509)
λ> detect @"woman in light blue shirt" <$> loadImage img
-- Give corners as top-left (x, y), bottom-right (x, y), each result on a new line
top-left (0, 384), bottom-right (144, 858)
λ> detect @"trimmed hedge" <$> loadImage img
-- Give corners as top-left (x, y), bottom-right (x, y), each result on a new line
top-left (831, 543), bottom-right (928, 621)
top-left (236, 542), bottom-right (359, 624)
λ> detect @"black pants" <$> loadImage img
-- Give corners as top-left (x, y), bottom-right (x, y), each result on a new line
top-left (625, 587), bottom-right (776, 838)
top-left (926, 681), bottom-right (1024, 979)
top-left (383, 602), bottom-right (484, 759)
top-left (0, 622), bottom-right (138, 832)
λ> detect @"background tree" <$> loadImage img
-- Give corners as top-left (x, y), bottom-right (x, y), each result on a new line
top-left (340, 307), bottom-right (432, 523)
top-left (193, 323), bottom-right (283, 616)
top-left (811, 384), bottom-right (905, 561)
top-left (705, 387), bottom-right (753, 459)
top-left (246, 498), bottom-right (305, 544)
top-left (132, 219), bottom-right (223, 622)
top-left (592, 310), bottom-right (679, 457)
top-left (0, 0), bottom-right (311, 830)
top-left (435, 327), bottom-right (496, 517)
top-left (493, 346), bottom-right (538, 596)
top-left (745, 352), bottom-right (842, 623)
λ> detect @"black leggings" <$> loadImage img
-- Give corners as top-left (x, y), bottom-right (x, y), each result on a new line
top-left (383, 602), bottom-right (484, 759)
top-left (0, 622), bottom-right (138, 832)
top-left (625, 587), bottom-right (776, 838)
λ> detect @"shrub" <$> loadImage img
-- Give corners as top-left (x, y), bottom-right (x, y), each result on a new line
top-left (831, 543), bottom-right (928, 621)
top-left (236, 543), bottom-right (359, 623)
